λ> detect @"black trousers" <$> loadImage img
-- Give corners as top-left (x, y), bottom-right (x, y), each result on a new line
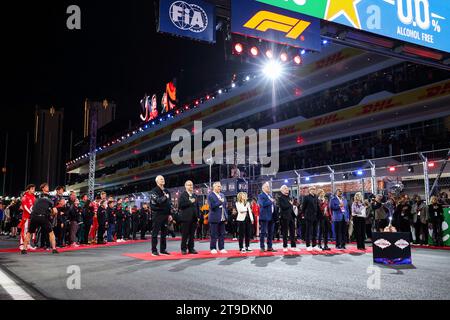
top-left (152, 215), bottom-right (168, 252)
top-left (97, 224), bottom-right (106, 244)
top-left (334, 219), bottom-right (346, 247)
top-left (139, 220), bottom-right (148, 239)
top-left (432, 221), bottom-right (443, 246)
top-left (414, 221), bottom-right (427, 245)
top-left (281, 218), bottom-right (296, 248)
top-left (83, 222), bottom-right (91, 244)
top-left (238, 219), bottom-right (252, 250)
top-left (132, 221), bottom-right (139, 240)
top-left (117, 221), bottom-right (123, 239)
top-left (365, 223), bottom-right (372, 240)
top-left (181, 220), bottom-right (197, 252)
top-left (319, 218), bottom-right (331, 246)
top-left (305, 219), bottom-right (318, 247)
top-left (54, 225), bottom-right (65, 247)
top-left (124, 220), bottom-right (131, 239)
top-left (353, 217), bottom-right (366, 249)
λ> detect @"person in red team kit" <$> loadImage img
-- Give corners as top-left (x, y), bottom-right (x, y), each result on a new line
top-left (19, 184), bottom-right (36, 250)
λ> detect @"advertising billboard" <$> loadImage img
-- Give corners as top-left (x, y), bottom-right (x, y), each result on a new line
top-left (257, 0), bottom-right (450, 53)
top-left (158, 0), bottom-right (216, 43)
top-left (231, 0), bottom-right (321, 51)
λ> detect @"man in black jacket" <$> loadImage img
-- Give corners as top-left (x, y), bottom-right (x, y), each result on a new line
top-left (97, 200), bottom-right (108, 245)
top-left (149, 175), bottom-right (173, 256)
top-left (301, 186), bottom-right (321, 252)
top-left (139, 203), bottom-right (151, 240)
top-left (278, 185), bottom-right (299, 252)
top-left (178, 180), bottom-right (200, 255)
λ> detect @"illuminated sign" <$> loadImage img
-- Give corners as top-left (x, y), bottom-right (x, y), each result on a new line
top-left (257, 0), bottom-right (450, 53)
top-left (231, 0), bottom-right (321, 51)
top-left (141, 82), bottom-right (177, 122)
top-left (140, 94), bottom-right (159, 122)
top-left (158, 0), bottom-right (216, 43)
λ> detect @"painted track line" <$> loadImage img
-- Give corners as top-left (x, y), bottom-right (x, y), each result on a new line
top-left (0, 268), bottom-right (34, 300)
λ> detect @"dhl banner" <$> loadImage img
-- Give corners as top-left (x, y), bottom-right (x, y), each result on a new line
top-left (299, 47), bottom-right (362, 77)
top-left (75, 79), bottom-right (450, 189)
top-left (278, 79), bottom-right (450, 137)
top-left (231, 0), bottom-right (321, 51)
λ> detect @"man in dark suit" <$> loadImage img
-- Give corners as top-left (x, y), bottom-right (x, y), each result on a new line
top-left (258, 182), bottom-right (275, 252)
top-left (279, 185), bottom-right (299, 252)
top-left (207, 182), bottom-right (228, 254)
top-left (178, 180), bottom-right (200, 255)
top-left (301, 186), bottom-right (321, 252)
top-left (149, 175), bottom-right (173, 256)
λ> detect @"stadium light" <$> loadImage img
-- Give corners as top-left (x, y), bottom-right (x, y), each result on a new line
top-left (305, 177), bottom-right (310, 182)
top-left (408, 166), bottom-right (414, 173)
top-left (250, 46), bottom-right (259, 56)
top-left (234, 43), bottom-right (244, 54)
top-left (280, 52), bottom-right (288, 62)
top-left (301, 49), bottom-right (306, 55)
top-left (428, 162), bottom-right (435, 168)
top-left (389, 166), bottom-right (396, 172)
top-left (263, 61), bottom-right (283, 80)
top-left (356, 170), bottom-right (363, 176)
top-left (294, 55), bottom-right (302, 65)
top-left (265, 49), bottom-right (274, 59)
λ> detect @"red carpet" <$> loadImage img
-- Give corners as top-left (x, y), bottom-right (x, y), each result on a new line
top-left (123, 246), bottom-right (373, 261)
top-left (0, 239), bottom-right (155, 254)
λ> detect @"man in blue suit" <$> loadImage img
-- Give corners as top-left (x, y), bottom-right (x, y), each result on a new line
top-left (258, 182), bottom-right (276, 252)
top-left (207, 182), bottom-right (229, 254)
top-left (330, 188), bottom-right (350, 249)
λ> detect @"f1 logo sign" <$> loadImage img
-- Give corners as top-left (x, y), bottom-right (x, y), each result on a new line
top-left (243, 11), bottom-right (311, 40)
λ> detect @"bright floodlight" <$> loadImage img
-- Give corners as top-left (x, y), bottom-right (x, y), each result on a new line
top-left (263, 61), bottom-right (283, 80)
top-left (265, 49), bottom-right (274, 59)
top-left (234, 43), bottom-right (244, 54)
top-left (250, 46), bottom-right (259, 56)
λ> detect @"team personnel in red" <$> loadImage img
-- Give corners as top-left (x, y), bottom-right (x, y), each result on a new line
top-left (19, 184), bottom-right (36, 250)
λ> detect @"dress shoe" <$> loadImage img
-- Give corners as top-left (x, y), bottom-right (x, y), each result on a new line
top-left (160, 251), bottom-right (171, 255)
top-left (189, 250), bottom-right (199, 254)
top-left (181, 250), bottom-right (188, 255)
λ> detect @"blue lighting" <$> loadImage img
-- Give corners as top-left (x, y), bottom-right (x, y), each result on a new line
top-left (357, 170), bottom-right (363, 176)
top-left (322, 39), bottom-right (328, 45)
top-left (305, 177), bottom-right (310, 182)
top-left (284, 179), bottom-right (289, 183)
top-left (301, 49), bottom-right (306, 55)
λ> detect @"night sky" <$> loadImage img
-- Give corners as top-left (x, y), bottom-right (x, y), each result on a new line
top-left (2, 0), bottom-right (243, 195)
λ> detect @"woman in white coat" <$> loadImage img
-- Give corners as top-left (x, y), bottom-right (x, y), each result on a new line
top-left (236, 192), bottom-right (254, 253)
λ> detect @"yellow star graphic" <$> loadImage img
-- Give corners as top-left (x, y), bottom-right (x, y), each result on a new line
top-left (325, 0), bottom-right (362, 30)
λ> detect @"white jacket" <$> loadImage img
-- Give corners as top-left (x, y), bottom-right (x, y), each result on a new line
top-left (236, 202), bottom-right (254, 223)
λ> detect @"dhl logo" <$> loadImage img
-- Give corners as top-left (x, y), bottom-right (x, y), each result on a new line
top-left (360, 99), bottom-right (399, 115)
top-left (244, 11), bottom-right (311, 40)
top-left (418, 82), bottom-right (450, 100)
top-left (312, 114), bottom-right (341, 128)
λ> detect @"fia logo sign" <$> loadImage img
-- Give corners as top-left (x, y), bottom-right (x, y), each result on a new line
top-left (169, 1), bottom-right (208, 33)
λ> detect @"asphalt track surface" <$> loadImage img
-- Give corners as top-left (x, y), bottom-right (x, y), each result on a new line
top-left (0, 236), bottom-right (449, 300)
